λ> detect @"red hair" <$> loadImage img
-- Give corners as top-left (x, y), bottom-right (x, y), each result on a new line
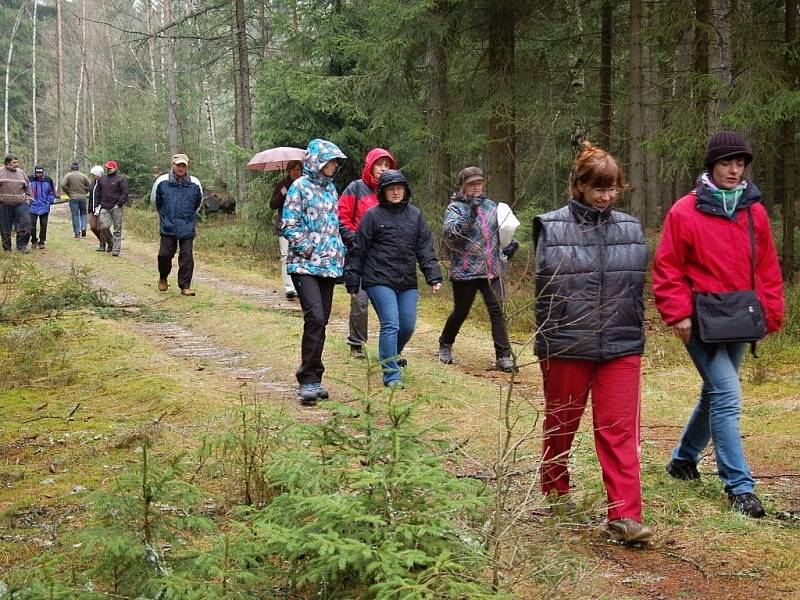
top-left (569, 141), bottom-right (626, 199)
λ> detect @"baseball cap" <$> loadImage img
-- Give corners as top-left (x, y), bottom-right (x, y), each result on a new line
top-left (171, 153), bottom-right (189, 165)
top-left (34, 165), bottom-right (44, 174)
top-left (105, 160), bottom-right (118, 170)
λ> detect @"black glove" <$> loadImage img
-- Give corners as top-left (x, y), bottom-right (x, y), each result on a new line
top-left (502, 239), bottom-right (519, 259)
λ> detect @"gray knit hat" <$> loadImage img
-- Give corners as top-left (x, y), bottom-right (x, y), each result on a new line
top-left (703, 131), bottom-right (752, 170)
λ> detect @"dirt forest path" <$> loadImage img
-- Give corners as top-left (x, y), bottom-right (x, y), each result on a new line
top-left (13, 205), bottom-right (800, 600)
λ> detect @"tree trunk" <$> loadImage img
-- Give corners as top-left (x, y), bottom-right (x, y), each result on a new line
top-left (31, 0), bottom-right (38, 165)
top-left (426, 1), bottom-right (451, 208)
top-left (56, 0), bottom-right (64, 183)
top-left (234, 0), bottom-right (252, 150)
top-left (599, 2), bottom-right (613, 150)
top-left (147, 0), bottom-right (158, 97)
top-left (72, 0), bottom-right (86, 162)
top-left (4, 4), bottom-right (24, 155)
top-left (694, 0), bottom-right (710, 137)
top-left (629, 0), bottom-right (645, 221)
top-left (782, 0), bottom-right (798, 281)
top-left (708, 0), bottom-right (731, 130)
top-left (643, 7), bottom-right (660, 227)
top-left (191, 0), bottom-right (220, 170)
top-left (486, 0), bottom-right (515, 204)
top-left (162, 0), bottom-right (180, 153)
top-left (567, 0), bottom-right (586, 154)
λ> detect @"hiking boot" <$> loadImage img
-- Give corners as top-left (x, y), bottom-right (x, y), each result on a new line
top-left (384, 380), bottom-right (405, 391)
top-left (496, 355), bottom-right (517, 372)
top-left (81, 229), bottom-right (86, 237)
top-left (438, 343), bottom-right (454, 364)
top-left (350, 345), bottom-right (365, 359)
top-left (397, 357), bottom-right (407, 368)
top-left (106, 246), bottom-right (113, 253)
top-left (728, 492), bottom-right (765, 518)
top-left (298, 384), bottom-right (319, 406)
top-left (37, 242), bottom-right (45, 249)
top-left (158, 278), bottom-right (168, 292)
top-left (316, 384), bottom-right (329, 400)
top-left (18, 246), bottom-right (29, 254)
top-left (285, 290), bottom-right (297, 300)
top-left (96, 244), bottom-right (106, 252)
top-left (666, 459), bottom-right (700, 481)
top-left (181, 288), bottom-right (196, 296)
top-left (607, 518), bottom-right (652, 545)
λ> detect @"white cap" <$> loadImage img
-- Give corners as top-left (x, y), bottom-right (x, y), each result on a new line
top-left (90, 165), bottom-right (105, 178)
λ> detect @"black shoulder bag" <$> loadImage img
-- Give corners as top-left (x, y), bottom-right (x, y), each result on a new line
top-left (693, 208), bottom-right (767, 349)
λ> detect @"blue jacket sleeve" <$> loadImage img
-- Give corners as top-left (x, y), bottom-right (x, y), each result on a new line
top-left (281, 180), bottom-right (313, 258)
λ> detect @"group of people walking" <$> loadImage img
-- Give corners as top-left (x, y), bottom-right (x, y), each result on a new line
top-left (275, 139), bottom-right (519, 403)
top-left (0, 154), bottom-right (128, 255)
top-left (276, 132), bottom-right (785, 546)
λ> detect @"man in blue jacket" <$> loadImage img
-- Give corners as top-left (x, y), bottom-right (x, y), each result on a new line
top-left (29, 165), bottom-right (55, 249)
top-left (151, 153), bottom-right (203, 296)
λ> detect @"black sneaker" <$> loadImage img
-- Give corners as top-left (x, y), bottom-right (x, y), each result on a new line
top-left (350, 345), bottom-right (365, 359)
top-left (729, 492), bottom-right (765, 518)
top-left (665, 459), bottom-right (700, 480)
top-left (397, 357), bottom-right (407, 368)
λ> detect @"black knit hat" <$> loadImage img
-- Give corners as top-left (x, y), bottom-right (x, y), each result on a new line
top-left (703, 131), bottom-right (753, 170)
top-left (70, 161), bottom-right (79, 170)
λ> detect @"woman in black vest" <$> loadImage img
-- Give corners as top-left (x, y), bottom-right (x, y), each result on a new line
top-left (533, 141), bottom-right (649, 545)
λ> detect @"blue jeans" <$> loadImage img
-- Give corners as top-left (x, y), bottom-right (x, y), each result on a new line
top-left (671, 340), bottom-right (754, 495)
top-left (69, 198), bottom-right (88, 235)
top-left (365, 286), bottom-right (418, 384)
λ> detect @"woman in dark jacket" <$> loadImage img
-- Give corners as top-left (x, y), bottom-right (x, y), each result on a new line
top-left (345, 170), bottom-right (442, 389)
top-left (534, 141), bottom-right (650, 545)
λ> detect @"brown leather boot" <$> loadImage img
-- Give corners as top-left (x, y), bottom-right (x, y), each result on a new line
top-left (180, 288), bottom-right (196, 296)
top-left (158, 278), bottom-right (168, 292)
top-left (607, 519), bottom-right (652, 545)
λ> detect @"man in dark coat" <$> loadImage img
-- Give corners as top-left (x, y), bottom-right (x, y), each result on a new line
top-left (96, 160), bottom-right (128, 256)
top-left (151, 153), bottom-right (203, 296)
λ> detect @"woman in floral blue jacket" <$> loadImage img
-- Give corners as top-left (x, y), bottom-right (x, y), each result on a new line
top-left (282, 138), bottom-right (347, 405)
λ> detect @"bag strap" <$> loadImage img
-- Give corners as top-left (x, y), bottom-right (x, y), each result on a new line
top-left (747, 207), bottom-right (756, 290)
top-left (746, 207), bottom-right (760, 358)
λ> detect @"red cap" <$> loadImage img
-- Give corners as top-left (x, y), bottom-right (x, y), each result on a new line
top-left (105, 160), bottom-right (118, 170)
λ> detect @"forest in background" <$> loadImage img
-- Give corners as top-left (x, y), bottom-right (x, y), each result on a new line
top-left (1, 0), bottom-right (799, 277)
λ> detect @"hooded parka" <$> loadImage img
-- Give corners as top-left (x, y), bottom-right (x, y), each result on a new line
top-left (281, 139), bottom-right (347, 278)
top-left (338, 148), bottom-right (396, 249)
top-left (533, 199), bottom-right (648, 361)
top-left (345, 170), bottom-right (442, 293)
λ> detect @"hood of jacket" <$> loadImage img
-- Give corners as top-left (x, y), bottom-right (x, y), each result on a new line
top-left (376, 169), bottom-right (411, 207)
top-left (695, 173), bottom-right (761, 218)
top-left (303, 139), bottom-right (347, 186)
top-left (361, 148), bottom-right (397, 190)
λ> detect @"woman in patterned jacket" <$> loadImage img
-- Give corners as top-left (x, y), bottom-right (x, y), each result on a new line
top-left (281, 139), bottom-right (347, 405)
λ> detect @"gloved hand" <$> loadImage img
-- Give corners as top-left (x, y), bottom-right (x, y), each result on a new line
top-left (502, 239), bottom-right (519, 259)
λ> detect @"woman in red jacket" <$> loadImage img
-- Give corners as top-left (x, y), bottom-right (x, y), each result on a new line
top-left (652, 131), bottom-right (784, 518)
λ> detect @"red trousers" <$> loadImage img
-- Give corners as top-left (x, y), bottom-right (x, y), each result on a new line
top-left (540, 355), bottom-right (643, 522)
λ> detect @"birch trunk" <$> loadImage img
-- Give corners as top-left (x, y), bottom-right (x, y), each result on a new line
top-left (4, 5), bottom-right (24, 155)
top-left (163, 0), bottom-right (180, 153)
top-left (148, 0), bottom-right (158, 97)
top-left (72, 0), bottom-right (87, 162)
top-left (31, 0), bottom-right (38, 164)
top-left (56, 0), bottom-right (64, 181)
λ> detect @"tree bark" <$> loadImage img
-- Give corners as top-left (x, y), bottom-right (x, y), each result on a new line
top-left (782, 0), bottom-right (798, 281)
top-left (72, 0), bottom-right (87, 162)
top-left (599, 2), bottom-right (613, 151)
top-left (708, 0), bottom-right (731, 130)
top-left (629, 0), bottom-right (645, 221)
top-left (694, 0), bottom-right (711, 137)
top-left (234, 0), bottom-right (252, 149)
top-left (486, 0), bottom-right (515, 204)
top-left (163, 0), bottom-right (180, 154)
top-left (4, 4), bottom-right (24, 155)
top-left (147, 0), bottom-right (158, 97)
top-left (56, 0), bottom-right (64, 182)
top-left (31, 0), bottom-right (38, 165)
top-left (426, 0), bottom-right (451, 208)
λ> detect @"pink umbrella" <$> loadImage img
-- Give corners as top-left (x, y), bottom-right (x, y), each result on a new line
top-left (246, 146), bottom-right (306, 171)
